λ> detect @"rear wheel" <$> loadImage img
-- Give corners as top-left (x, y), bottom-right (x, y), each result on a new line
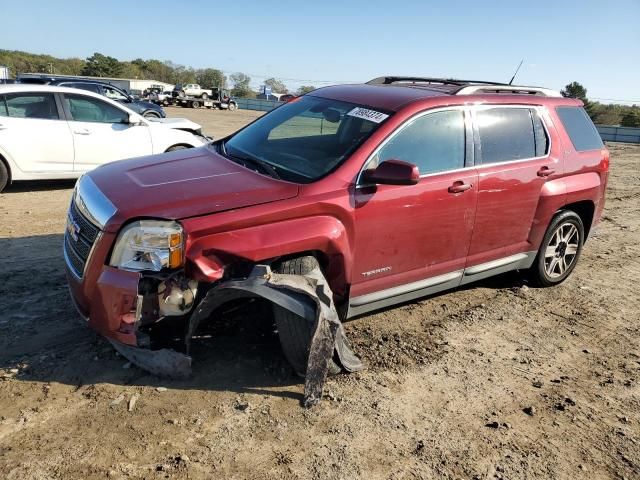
top-left (529, 210), bottom-right (584, 287)
top-left (0, 160), bottom-right (9, 192)
top-left (191, 101), bottom-right (200, 109)
top-left (228, 102), bottom-right (237, 111)
top-left (273, 256), bottom-right (341, 376)
top-left (201, 93), bottom-right (208, 100)
top-left (143, 111), bottom-right (160, 119)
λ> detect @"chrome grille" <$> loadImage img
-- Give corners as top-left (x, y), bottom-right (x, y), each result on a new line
top-left (64, 200), bottom-right (101, 278)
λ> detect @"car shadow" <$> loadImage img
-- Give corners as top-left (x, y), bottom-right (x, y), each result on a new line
top-left (0, 233), bottom-right (303, 402)
top-left (3, 179), bottom-right (77, 193)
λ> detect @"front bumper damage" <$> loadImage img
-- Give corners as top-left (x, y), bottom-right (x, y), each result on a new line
top-left (91, 265), bottom-right (364, 407)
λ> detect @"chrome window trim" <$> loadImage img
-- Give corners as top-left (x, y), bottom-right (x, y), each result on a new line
top-left (471, 105), bottom-right (552, 168)
top-left (355, 105), bottom-right (472, 187)
top-left (74, 174), bottom-right (116, 229)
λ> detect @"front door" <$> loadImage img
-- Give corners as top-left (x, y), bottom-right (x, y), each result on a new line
top-left (466, 106), bottom-right (561, 266)
top-left (351, 108), bottom-right (477, 311)
top-left (62, 93), bottom-right (152, 172)
top-left (0, 92), bottom-right (74, 173)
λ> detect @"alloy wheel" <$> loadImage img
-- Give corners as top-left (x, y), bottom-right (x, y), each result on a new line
top-left (544, 222), bottom-right (580, 278)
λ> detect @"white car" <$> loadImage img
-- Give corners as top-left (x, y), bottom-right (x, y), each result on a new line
top-left (0, 85), bottom-right (209, 191)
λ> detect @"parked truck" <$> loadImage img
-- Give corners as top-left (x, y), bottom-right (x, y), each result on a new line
top-left (172, 83), bottom-right (213, 99)
top-left (170, 86), bottom-right (238, 111)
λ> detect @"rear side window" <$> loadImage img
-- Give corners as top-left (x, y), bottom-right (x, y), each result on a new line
top-left (4, 93), bottom-right (59, 120)
top-left (374, 110), bottom-right (465, 175)
top-left (63, 82), bottom-right (100, 94)
top-left (556, 106), bottom-right (603, 151)
top-left (476, 108), bottom-right (537, 164)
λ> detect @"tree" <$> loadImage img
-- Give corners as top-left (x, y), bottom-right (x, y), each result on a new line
top-left (561, 81), bottom-right (596, 120)
top-left (196, 68), bottom-right (225, 88)
top-left (264, 77), bottom-right (288, 94)
top-left (620, 110), bottom-right (640, 127)
top-left (81, 52), bottom-right (122, 77)
top-left (296, 85), bottom-right (316, 95)
top-left (230, 72), bottom-right (252, 97)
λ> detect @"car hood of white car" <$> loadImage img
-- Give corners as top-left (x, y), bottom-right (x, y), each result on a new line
top-left (146, 117), bottom-right (202, 132)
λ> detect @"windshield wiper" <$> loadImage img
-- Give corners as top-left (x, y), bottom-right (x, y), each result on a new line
top-left (222, 143), bottom-right (281, 180)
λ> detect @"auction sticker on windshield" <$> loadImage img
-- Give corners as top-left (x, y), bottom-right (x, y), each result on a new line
top-left (347, 107), bottom-right (389, 123)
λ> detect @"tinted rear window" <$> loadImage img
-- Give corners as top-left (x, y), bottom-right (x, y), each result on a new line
top-left (556, 106), bottom-right (603, 151)
top-left (476, 108), bottom-right (536, 164)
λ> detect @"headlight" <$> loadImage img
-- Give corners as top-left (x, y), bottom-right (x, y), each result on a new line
top-left (109, 220), bottom-right (183, 272)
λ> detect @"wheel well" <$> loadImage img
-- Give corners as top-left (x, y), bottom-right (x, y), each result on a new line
top-left (562, 200), bottom-right (595, 238)
top-left (164, 143), bottom-right (194, 152)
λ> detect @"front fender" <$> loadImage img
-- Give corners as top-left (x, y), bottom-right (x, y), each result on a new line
top-left (185, 215), bottom-right (352, 295)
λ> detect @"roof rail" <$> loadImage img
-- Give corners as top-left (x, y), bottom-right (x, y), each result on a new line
top-left (455, 85), bottom-right (563, 97)
top-left (367, 76), bottom-right (507, 87)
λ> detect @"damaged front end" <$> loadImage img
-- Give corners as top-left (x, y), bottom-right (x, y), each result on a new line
top-left (91, 261), bottom-right (363, 407)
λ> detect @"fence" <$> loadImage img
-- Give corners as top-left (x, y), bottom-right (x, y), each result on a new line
top-left (236, 98), bottom-right (284, 112)
top-left (596, 125), bottom-right (640, 144)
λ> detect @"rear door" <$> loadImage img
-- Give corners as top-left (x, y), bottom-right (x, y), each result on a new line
top-left (0, 92), bottom-right (74, 173)
top-left (466, 106), bottom-right (560, 267)
top-left (351, 107), bottom-right (478, 305)
top-left (61, 92), bottom-right (152, 171)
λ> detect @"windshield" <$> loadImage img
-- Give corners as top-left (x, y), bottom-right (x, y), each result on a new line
top-left (222, 96), bottom-right (390, 183)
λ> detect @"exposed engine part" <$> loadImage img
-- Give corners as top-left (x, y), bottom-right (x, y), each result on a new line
top-left (158, 277), bottom-right (198, 316)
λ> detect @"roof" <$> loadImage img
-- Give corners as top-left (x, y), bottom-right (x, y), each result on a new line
top-left (311, 76), bottom-right (565, 112)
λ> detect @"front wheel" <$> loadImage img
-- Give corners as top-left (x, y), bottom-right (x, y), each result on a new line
top-left (0, 160), bottom-right (9, 192)
top-left (143, 111), bottom-right (160, 119)
top-left (228, 102), bottom-right (237, 111)
top-left (201, 93), bottom-right (208, 99)
top-left (165, 145), bottom-right (190, 152)
top-left (529, 210), bottom-right (584, 287)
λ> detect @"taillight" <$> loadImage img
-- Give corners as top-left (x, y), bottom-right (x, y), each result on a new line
top-left (600, 148), bottom-right (610, 171)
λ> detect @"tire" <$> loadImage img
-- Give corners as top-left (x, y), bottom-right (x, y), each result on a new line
top-left (529, 210), bottom-right (584, 287)
top-left (0, 160), bottom-right (9, 193)
top-left (143, 111), bottom-right (160, 119)
top-left (273, 256), bottom-right (341, 376)
top-left (228, 102), bottom-right (237, 111)
top-left (191, 101), bottom-right (200, 109)
top-left (162, 99), bottom-right (169, 106)
top-left (165, 145), bottom-right (190, 152)
top-left (178, 90), bottom-right (185, 98)
top-left (201, 93), bottom-right (208, 100)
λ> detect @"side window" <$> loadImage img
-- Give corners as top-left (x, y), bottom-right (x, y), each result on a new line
top-left (0, 96), bottom-right (7, 116)
top-left (373, 110), bottom-right (465, 175)
top-left (476, 108), bottom-right (536, 164)
top-left (65, 94), bottom-right (128, 123)
top-left (532, 110), bottom-right (549, 157)
top-left (103, 86), bottom-right (128, 101)
top-left (64, 83), bottom-right (100, 94)
top-left (555, 106), bottom-right (603, 151)
top-left (4, 93), bottom-right (59, 120)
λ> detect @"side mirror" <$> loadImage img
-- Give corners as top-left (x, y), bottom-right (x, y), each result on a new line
top-left (361, 159), bottom-right (420, 186)
top-left (127, 113), bottom-right (145, 126)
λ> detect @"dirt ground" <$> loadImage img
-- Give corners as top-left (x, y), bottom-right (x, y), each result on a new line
top-left (0, 105), bottom-right (638, 479)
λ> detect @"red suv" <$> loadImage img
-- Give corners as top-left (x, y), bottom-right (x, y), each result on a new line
top-left (65, 76), bottom-right (609, 372)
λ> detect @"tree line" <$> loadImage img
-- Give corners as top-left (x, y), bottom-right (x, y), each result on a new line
top-left (1, 50), bottom-right (637, 125)
top-left (561, 81), bottom-right (639, 127)
top-left (0, 49), bottom-right (316, 98)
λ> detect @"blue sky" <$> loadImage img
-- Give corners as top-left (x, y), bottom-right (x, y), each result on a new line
top-left (1, 0), bottom-right (639, 103)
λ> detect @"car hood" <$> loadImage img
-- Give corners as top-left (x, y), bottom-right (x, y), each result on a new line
top-left (145, 117), bottom-right (202, 132)
top-left (85, 147), bottom-right (299, 232)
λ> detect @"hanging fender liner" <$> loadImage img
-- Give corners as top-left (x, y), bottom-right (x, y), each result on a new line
top-left (185, 264), bottom-right (364, 407)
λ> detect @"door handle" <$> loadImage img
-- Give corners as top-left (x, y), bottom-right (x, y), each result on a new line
top-left (537, 166), bottom-right (555, 177)
top-left (73, 128), bottom-right (91, 135)
top-left (448, 181), bottom-right (472, 194)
